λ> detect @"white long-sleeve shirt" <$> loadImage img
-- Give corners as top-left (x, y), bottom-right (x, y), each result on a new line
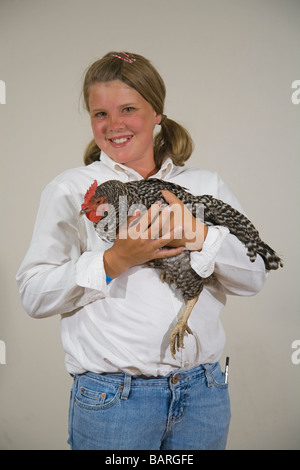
top-left (16, 152), bottom-right (267, 376)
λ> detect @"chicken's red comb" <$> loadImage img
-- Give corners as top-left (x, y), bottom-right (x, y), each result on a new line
top-left (82, 180), bottom-right (98, 206)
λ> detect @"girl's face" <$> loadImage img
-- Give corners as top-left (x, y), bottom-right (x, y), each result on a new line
top-left (88, 80), bottom-right (161, 176)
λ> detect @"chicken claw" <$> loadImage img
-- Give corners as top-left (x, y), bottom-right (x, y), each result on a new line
top-left (169, 296), bottom-right (199, 359)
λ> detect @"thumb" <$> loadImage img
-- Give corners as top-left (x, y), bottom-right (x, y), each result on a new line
top-left (160, 189), bottom-right (182, 206)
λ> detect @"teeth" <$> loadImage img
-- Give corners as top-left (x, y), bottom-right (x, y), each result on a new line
top-left (111, 137), bottom-right (131, 144)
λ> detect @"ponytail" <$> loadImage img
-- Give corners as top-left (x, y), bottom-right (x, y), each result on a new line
top-left (83, 139), bottom-right (100, 166)
top-left (154, 117), bottom-right (194, 168)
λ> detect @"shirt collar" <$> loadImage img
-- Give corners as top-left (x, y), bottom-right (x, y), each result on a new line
top-left (99, 151), bottom-right (175, 181)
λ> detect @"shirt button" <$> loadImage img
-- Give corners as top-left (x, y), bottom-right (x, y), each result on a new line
top-left (171, 375), bottom-right (179, 384)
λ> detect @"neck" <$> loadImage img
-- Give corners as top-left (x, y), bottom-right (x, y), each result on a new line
top-left (142, 165), bottom-right (158, 178)
top-left (125, 162), bottom-right (158, 179)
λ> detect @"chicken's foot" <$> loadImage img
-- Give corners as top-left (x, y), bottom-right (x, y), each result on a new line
top-left (169, 296), bottom-right (199, 359)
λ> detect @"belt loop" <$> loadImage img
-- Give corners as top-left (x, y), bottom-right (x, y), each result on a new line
top-left (120, 374), bottom-right (131, 400)
top-left (203, 363), bottom-right (213, 387)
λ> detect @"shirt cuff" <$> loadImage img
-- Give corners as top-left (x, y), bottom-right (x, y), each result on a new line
top-left (190, 226), bottom-right (229, 278)
top-left (76, 251), bottom-right (109, 293)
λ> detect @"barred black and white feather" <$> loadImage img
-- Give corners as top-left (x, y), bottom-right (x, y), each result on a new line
top-left (91, 178), bottom-right (282, 302)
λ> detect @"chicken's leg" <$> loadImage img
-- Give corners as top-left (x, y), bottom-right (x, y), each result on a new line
top-left (169, 296), bottom-right (199, 359)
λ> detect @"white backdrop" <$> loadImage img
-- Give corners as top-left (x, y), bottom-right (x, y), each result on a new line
top-left (0, 0), bottom-right (299, 449)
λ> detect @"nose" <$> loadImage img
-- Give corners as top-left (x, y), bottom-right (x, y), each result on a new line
top-left (108, 113), bottom-right (125, 132)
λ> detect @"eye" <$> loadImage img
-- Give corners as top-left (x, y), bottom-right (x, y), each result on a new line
top-left (94, 111), bottom-right (106, 118)
top-left (123, 106), bottom-right (135, 113)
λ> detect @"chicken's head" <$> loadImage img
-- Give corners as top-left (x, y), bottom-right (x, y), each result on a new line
top-left (80, 180), bottom-right (109, 223)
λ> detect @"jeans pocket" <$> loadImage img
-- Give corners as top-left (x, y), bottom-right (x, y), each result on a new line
top-left (205, 362), bottom-right (229, 389)
top-left (74, 375), bottom-right (122, 411)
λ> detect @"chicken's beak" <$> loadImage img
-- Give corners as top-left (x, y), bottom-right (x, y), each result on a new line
top-left (79, 208), bottom-right (89, 217)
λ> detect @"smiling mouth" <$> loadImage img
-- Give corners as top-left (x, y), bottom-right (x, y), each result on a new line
top-left (108, 136), bottom-right (133, 145)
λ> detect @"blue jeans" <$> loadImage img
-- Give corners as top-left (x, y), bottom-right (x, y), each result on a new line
top-left (68, 362), bottom-right (231, 450)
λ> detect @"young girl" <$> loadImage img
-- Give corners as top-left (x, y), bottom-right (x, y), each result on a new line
top-left (16, 51), bottom-right (267, 450)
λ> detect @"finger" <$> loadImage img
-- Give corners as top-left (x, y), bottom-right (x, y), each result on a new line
top-left (128, 202), bottom-right (162, 239)
top-left (152, 225), bottom-right (184, 251)
top-left (153, 245), bottom-right (185, 259)
top-left (118, 209), bottom-right (142, 240)
top-left (160, 204), bottom-right (185, 242)
top-left (138, 202), bottom-right (162, 233)
top-left (160, 189), bottom-right (183, 206)
top-left (149, 204), bottom-right (173, 239)
top-left (160, 191), bottom-right (187, 236)
top-left (127, 209), bottom-right (142, 227)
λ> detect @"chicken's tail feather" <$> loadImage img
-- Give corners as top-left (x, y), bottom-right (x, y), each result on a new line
top-left (254, 241), bottom-right (283, 270)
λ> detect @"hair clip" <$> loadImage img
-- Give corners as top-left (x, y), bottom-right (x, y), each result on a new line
top-left (110, 52), bottom-right (136, 64)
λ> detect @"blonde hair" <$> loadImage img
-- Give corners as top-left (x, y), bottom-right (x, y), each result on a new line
top-left (82, 51), bottom-right (194, 167)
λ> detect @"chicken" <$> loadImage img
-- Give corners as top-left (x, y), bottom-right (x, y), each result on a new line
top-left (80, 178), bottom-right (283, 358)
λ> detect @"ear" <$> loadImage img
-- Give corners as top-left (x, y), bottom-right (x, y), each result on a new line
top-left (154, 112), bottom-right (162, 126)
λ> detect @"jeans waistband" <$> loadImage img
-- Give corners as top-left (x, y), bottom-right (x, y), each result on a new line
top-left (82, 362), bottom-right (219, 391)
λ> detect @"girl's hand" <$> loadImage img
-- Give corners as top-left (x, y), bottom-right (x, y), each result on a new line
top-left (160, 190), bottom-right (208, 251)
top-left (103, 191), bottom-right (208, 279)
top-left (103, 201), bottom-right (185, 279)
